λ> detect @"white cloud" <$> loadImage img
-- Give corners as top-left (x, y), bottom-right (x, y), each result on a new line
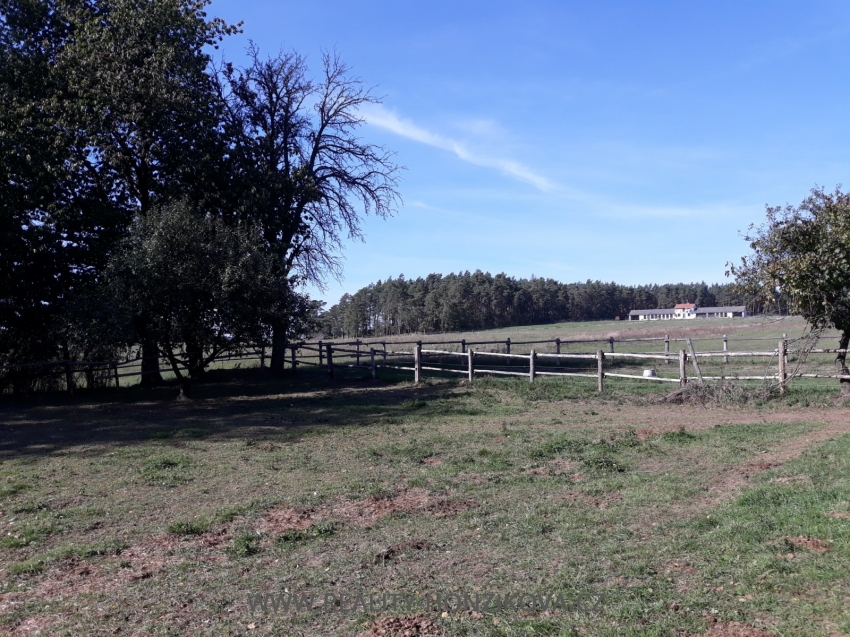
top-left (362, 105), bottom-right (553, 191)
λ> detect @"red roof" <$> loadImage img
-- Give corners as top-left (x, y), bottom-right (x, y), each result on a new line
top-left (674, 303), bottom-right (696, 309)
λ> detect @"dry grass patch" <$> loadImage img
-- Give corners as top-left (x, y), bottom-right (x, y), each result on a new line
top-left (357, 614), bottom-right (443, 636)
top-left (2, 366), bottom-right (850, 636)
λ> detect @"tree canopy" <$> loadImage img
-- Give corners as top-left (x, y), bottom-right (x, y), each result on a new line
top-left (0, 0), bottom-right (397, 393)
top-left (217, 44), bottom-right (401, 371)
top-left (320, 273), bottom-right (744, 338)
top-left (730, 186), bottom-right (850, 391)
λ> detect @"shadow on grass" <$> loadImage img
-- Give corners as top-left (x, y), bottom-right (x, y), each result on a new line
top-left (0, 366), bottom-right (475, 457)
top-left (1, 363), bottom-right (842, 458)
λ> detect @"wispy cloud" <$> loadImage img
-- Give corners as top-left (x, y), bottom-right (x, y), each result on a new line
top-left (362, 105), bottom-right (552, 191)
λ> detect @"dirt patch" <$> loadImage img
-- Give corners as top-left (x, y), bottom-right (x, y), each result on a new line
top-left (781, 536), bottom-right (831, 554)
top-left (628, 419), bottom-right (850, 536)
top-left (330, 489), bottom-right (433, 527)
top-left (356, 614), bottom-right (443, 636)
top-left (701, 616), bottom-right (775, 637)
top-left (700, 421), bottom-right (850, 505)
top-left (373, 539), bottom-right (436, 564)
top-left (257, 489), bottom-right (476, 534)
top-left (1, 531), bottom-right (206, 608)
top-left (422, 457), bottom-right (442, 466)
top-left (257, 507), bottom-right (316, 535)
top-left (826, 511), bottom-right (850, 520)
top-left (422, 499), bottom-right (476, 518)
top-left (5, 614), bottom-right (65, 637)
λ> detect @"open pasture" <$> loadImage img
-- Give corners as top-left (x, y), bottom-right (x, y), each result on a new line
top-left (2, 346), bottom-right (850, 636)
top-left (106, 315), bottom-right (846, 392)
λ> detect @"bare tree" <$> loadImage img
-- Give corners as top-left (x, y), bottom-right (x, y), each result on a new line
top-left (217, 44), bottom-right (401, 372)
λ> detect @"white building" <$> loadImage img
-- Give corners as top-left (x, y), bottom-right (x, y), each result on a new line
top-left (628, 304), bottom-right (746, 321)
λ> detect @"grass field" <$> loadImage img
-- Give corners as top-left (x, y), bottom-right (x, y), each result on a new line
top-left (2, 318), bottom-right (850, 636)
top-left (140, 315), bottom-right (844, 389)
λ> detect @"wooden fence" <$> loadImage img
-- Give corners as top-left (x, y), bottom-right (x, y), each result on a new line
top-left (4, 331), bottom-right (850, 394)
top-left (295, 334), bottom-right (850, 394)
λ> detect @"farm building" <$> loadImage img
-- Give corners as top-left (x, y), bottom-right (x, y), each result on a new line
top-left (628, 304), bottom-right (747, 321)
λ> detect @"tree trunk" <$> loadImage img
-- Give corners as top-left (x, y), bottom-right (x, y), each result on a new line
top-left (162, 349), bottom-right (192, 400)
top-left (269, 321), bottom-right (287, 375)
top-left (61, 341), bottom-right (74, 394)
top-left (177, 376), bottom-right (192, 400)
top-left (838, 330), bottom-right (850, 395)
top-left (140, 338), bottom-right (163, 387)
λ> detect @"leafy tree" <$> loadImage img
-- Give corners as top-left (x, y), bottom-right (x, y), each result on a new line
top-left (730, 186), bottom-right (850, 393)
top-left (217, 44), bottom-right (401, 372)
top-left (105, 201), bottom-right (279, 397)
top-left (1, 0), bottom-right (240, 387)
top-left (55, 0), bottom-right (239, 385)
top-left (0, 0), bottom-right (124, 390)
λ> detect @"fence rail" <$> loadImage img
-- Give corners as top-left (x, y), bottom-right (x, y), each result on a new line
top-left (4, 328), bottom-right (848, 394)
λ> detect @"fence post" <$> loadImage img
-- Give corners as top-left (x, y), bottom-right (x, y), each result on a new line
top-left (356, 340), bottom-right (361, 366)
top-left (467, 349), bottom-right (474, 382)
top-left (326, 343), bottom-right (334, 378)
top-left (113, 364), bottom-right (120, 388)
top-left (371, 348), bottom-right (377, 380)
top-left (414, 343), bottom-right (422, 384)
top-left (609, 337), bottom-right (615, 353)
top-left (64, 361), bottom-right (75, 394)
top-left (723, 335), bottom-right (728, 364)
top-left (596, 350), bottom-right (604, 392)
top-left (679, 350), bottom-right (687, 388)
top-left (382, 342), bottom-right (387, 364)
top-left (529, 349), bottom-right (536, 383)
top-left (260, 344), bottom-right (266, 369)
top-left (461, 339), bottom-right (466, 354)
top-left (290, 346), bottom-right (297, 375)
top-left (686, 338), bottom-right (703, 383)
top-left (318, 341), bottom-right (323, 366)
top-left (664, 335), bottom-right (670, 364)
top-left (555, 338), bottom-right (561, 366)
top-left (506, 338), bottom-right (511, 354)
top-left (778, 339), bottom-right (787, 394)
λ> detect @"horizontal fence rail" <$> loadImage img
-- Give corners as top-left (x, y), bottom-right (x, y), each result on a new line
top-left (5, 327), bottom-right (850, 395)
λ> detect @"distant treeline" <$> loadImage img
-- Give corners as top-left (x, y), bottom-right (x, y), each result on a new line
top-left (320, 272), bottom-right (751, 338)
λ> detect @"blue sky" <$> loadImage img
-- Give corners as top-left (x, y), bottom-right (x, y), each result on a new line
top-left (210, 0), bottom-right (850, 305)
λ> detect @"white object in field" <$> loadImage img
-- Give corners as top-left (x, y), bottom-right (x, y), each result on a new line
top-left (643, 369), bottom-right (658, 377)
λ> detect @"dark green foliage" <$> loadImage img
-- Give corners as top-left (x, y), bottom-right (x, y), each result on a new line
top-left (530, 438), bottom-right (589, 461)
top-left (582, 454), bottom-right (625, 473)
top-left (0, 524), bottom-right (56, 548)
top-left (731, 187), bottom-right (850, 387)
top-left (662, 426), bottom-right (697, 443)
top-left (230, 531), bottom-right (262, 557)
top-left (0, 2), bottom-right (396, 386)
top-left (321, 272), bottom-right (744, 337)
top-left (140, 454), bottom-right (194, 487)
top-left (0, 482), bottom-right (29, 498)
top-left (104, 201), bottom-right (283, 394)
top-left (167, 519), bottom-right (211, 535)
top-left (217, 45), bottom-right (400, 372)
top-left (275, 522), bottom-right (337, 546)
top-left (0, 0), bottom-right (239, 389)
